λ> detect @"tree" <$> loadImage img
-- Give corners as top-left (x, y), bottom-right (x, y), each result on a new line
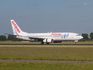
top-left (90, 32), bottom-right (93, 39)
top-left (82, 33), bottom-right (88, 40)
top-left (8, 35), bottom-right (19, 41)
top-left (0, 35), bottom-right (6, 41)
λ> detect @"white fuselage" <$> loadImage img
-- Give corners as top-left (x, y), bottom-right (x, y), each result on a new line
top-left (16, 32), bottom-right (83, 42)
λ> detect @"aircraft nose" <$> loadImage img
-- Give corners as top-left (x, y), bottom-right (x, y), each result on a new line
top-left (80, 36), bottom-right (83, 39)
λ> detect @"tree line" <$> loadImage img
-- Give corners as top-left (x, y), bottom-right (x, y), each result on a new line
top-left (0, 35), bottom-right (21, 41)
top-left (0, 32), bottom-right (93, 41)
top-left (81, 32), bottom-right (93, 41)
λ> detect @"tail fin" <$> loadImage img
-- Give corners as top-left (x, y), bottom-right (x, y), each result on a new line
top-left (11, 20), bottom-right (28, 36)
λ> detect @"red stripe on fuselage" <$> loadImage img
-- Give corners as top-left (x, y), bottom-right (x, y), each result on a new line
top-left (51, 33), bottom-right (62, 35)
top-left (12, 21), bottom-right (20, 33)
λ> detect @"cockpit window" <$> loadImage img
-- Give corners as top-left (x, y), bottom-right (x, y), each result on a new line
top-left (76, 34), bottom-right (80, 36)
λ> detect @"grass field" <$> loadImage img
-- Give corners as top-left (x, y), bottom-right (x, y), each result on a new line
top-left (0, 62), bottom-right (93, 70)
top-left (0, 45), bottom-right (93, 61)
top-left (0, 43), bottom-right (93, 70)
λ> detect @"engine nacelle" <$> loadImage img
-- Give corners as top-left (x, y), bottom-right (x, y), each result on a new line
top-left (47, 39), bottom-right (52, 43)
top-left (16, 36), bottom-right (30, 41)
top-left (43, 39), bottom-right (52, 43)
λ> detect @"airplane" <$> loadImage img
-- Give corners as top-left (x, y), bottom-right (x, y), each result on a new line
top-left (8, 20), bottom-right (83, 44)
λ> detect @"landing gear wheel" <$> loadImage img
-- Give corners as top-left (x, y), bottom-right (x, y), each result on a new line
top-left (41, 41), bottom-right (44, 45)
top-left (46, 43), bottom-right (49, 45)
top-left (74, 42), bottom-right (76, 45)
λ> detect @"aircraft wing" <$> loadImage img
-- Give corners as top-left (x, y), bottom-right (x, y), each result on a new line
top-left (5, 33), bottom-right (44, 40)
top-left (29, 37), bottom-right (44, 40)
top-left (4, 33), bottom-right (19, 36)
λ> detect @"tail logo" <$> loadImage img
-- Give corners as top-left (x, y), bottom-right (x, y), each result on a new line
top-left (12, 21), bottom-right (20, 33)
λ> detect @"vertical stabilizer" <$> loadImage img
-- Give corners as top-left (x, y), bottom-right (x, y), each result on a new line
top-left (11, 20), bottom-right (28, 36)
top-left (11, 20), bottom-right (22, 35)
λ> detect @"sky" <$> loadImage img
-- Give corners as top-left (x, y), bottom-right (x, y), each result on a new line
top-left (0, 0), bottom-right (93, 35)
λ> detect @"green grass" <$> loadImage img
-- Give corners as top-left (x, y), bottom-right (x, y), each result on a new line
top-left (0, 62), bottom-right (93, 70)
top-left (0, 45), bottom-right (93, 61)
top-left (1, 42), bottom-right (93, 70)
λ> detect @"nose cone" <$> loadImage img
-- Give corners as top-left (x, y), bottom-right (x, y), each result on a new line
top-left (80, 36), bottom-right (83, 39)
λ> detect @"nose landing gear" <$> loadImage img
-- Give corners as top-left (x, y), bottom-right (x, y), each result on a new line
top-left (74, 40), bottom-right (78, 45)
top-left (74, 42), bottom-right (76, 45)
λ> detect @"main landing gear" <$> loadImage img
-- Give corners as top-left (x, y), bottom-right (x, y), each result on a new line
top-left (74, 42), bottom-right (76, 45)
top-left (41, 41), bottom-right (44, 45)
top-left (41, 41), bottom-right (50, 45)
top-left (46, 43), bottom-right (49, 45)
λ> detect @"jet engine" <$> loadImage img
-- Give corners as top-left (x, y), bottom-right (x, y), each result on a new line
top-left (43, 39), bottom-right (53, 43)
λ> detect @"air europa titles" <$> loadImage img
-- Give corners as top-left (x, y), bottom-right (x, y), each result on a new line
top-left (51, 33), bottom-right (62, 35)
top-left (12, 21), bottom-right (20, 33)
